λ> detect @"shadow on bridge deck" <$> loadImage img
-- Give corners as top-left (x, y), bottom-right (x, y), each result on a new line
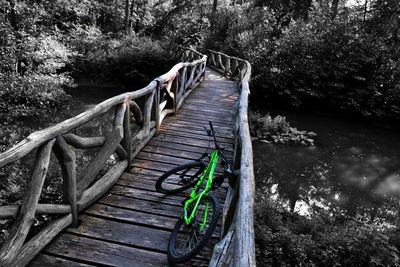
top-left (29, 68), bottom-right (239, 267)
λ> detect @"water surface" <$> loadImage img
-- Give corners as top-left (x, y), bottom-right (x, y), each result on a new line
top-left (253, 109), bottom-right (400, 223)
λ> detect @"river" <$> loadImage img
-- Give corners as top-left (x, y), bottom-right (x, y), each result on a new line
top-left (253, 109), bottom-right (400, 223)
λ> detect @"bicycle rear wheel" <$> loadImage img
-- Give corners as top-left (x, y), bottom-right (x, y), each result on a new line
top-left (155, 162), bottom-right (205, 194)
top-left (167, 194), bottom-right (220, 263)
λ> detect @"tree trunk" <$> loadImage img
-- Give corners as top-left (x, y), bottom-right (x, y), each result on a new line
top-left (331, 0), bottom-right (340, 20)
top-left (363, 0), bottom-right (368, 22)
top-left (212, 0), bottom-right (218, 13)
top-left (124, 0), bottom-right (130, 34)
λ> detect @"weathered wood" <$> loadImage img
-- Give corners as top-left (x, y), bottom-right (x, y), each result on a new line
top-left (53, 136), bottom-right (78, 227)
top-left (63, 133), bottom-right (126, 159)
top-left (0, 204), bottom-right (71, 219)
top-left (13, 214), bottom-right (72, 267)
top-left (129, 100), bottom-right (143, 125)
top-left (143, 90), bottom-right (155, 133)
top-left (207, 49), bottom-right (256, 267)
top-left (172, 74), bottom-right (179, 113)
top-left (155, 83), bottom-right (161, 133)
top-left (0, 46), bottom-right (216, 266)
top-left (209, 224), bottom-right (236, 267)
top-left (97, 191), bottom-right (182, 218)
top-left (0, 139), bottom-right (55, 266)
top-left (41, 233), bottom-right (209, 267)
top-left (234, 78), bottom-right (255, 267)
top-left (66, 214), bottom-right (214, 259)
top-left (123, 101), bottom-right (132, 170)
top-left (131, 128), bottom-right (156, 160)
top-left (77, 104), bottom-right (126, 196)
top-left (77, 160), bottom-right (127, 211)
top-left (0, 84), bottom-right (156, 168)
top-left (179, 66), bottom-right (187, 95)
top-left (43, 233), bottom-right (172, 267)
top-left (222, 180), bottom-right (239, 236)
top-left (63, 133), bottom-right (105, 148)
top-left (30, 254), bottom-right (94, 266)
top-left (224, 57), bottom-right (231, 76)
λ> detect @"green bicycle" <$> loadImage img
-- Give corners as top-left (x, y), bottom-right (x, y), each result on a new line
top-left (155, 121), bottom-right (233, 263)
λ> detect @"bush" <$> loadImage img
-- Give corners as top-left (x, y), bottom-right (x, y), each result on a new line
top-left (205, 3), bottom-right (400, 119)
top-left (0, 33), bottom-right (74, 120)
top-left (69, 26), bottom-right (174, 83)
top-left (255, 195), bottom-right (400, 266)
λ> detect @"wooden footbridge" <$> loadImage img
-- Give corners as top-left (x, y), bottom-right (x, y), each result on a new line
top-left (0, 48), bottom-right (255, 266)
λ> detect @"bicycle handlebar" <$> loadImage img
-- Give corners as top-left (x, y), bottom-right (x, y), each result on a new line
top-left (208, 121), bottom-right (231, 172)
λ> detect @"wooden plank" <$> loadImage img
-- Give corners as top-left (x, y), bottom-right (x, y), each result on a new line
top-left (140, 146), bottom-right (233, 163)
top-left (142, 145), bottom-right (208, 160)
top-left (121, 170), bottom-right (230, 191)
top-left (170, 114), bottom-right (234, 126)
top-left (155, 130), bottom-right (234, 144)
top-left (148, 140), bottom-right (234, 156)
top-left (42, 233), bottom-right (208, 267)
top-left (151, 135), bottom-right (234, 152)
top-left (163, 120), bottom-right (232, 136)
top-left (84, 203), bottom-right (222, 240)
top-left (131, 159), bottom-right (228, 177)
top-left (30, 254), bottom-right (95, 266)
top-left (84, 203), bottom-right (178, 230)
top-left (97, 193), bottom-right (182, 218)
top-left (116, 177), bottom-right (227, 200)
top-left (66, 215), bottom-right (215, 259)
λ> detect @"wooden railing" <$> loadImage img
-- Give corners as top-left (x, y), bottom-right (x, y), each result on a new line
top-left (0, 47), bottom-right (206, 266)
top-left (207, 49), bottom-right (256, 267)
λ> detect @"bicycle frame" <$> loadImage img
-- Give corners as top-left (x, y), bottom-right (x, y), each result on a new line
top-left (181, 121), bottom-right (232, 230)
top-left (183, 150), bottom-right (219, 228)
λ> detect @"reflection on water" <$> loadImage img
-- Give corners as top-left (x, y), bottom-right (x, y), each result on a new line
top-left (253, 110), bottom-right (400, 223)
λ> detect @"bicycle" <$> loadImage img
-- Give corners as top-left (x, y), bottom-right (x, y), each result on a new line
top-left (155, 121), bottom-right (234, 263)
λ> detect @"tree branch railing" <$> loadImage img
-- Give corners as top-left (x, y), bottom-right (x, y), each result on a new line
top-left (207, 49), bottom-right (256, 267)
top-left (0, 47), bottom-right (206, 266)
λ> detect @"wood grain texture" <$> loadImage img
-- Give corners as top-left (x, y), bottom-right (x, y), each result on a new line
top-left (28, 67), bottom-right (238, 266)
top-left (0, 139), bottom-right (55, 265)
top-left (207, 49), bottom-right (256, 267)
top-left (53, 136), bottom-right (78, 227)
top-left (0, 46), bottom-right (251, 267)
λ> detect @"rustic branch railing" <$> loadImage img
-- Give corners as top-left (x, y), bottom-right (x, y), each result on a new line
top-left (207, 49), bottom-right (256, 267)
top-left (0, 47), bottom-right (206, 266)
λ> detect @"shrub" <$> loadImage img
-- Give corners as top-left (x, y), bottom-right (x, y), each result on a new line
top-left (205, 3), bottom-right (400, 119)
top-left (255, 190), bottom-right (400, 266)
top-left (69, 26), bottom-right (174, 83)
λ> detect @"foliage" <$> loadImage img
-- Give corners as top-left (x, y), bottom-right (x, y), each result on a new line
top-left (250, 111), bottom-right (317, 145)
top-left (205, 1), bottom-right (400, 119)
top-left (69, 27), bottom-right (173, 83)
top-left (255, 189), bottom-right (400, 266)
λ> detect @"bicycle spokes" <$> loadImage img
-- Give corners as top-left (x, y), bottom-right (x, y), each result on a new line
top-left (171, 196), bottom-right (216, 258)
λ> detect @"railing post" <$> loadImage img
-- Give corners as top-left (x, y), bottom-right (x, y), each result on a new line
top-left (173, 74), bottom-right (179, 114)
top-left (225, 57), bottom-right (231, 77)
top-left (122, 101), bottom-right (132, 170)
top-left (155, 81), bottom-right (161, 134)
top-left (53, 136), bottom-right (78, 228)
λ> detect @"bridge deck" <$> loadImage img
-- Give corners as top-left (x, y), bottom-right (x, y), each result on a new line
top-left (29, 69), bottom-right (238, 266)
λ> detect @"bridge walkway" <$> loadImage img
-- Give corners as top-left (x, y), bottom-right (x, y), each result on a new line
top-left (29, 68), bottom-right (239, 266)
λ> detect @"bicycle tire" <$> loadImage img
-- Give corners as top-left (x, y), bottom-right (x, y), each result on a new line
top-left (167, 194), bottom-right (220, 263)
top-left (155, 162), bottom-right (205, 195)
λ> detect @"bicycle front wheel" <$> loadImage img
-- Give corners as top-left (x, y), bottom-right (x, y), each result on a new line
top-left (167, 194), bottom-right (220, 263)
top-left (155, 162), bottom-right (205, 195)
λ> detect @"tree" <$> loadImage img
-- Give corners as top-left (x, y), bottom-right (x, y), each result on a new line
top-left (331, 0), bottom-right (340, 19)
